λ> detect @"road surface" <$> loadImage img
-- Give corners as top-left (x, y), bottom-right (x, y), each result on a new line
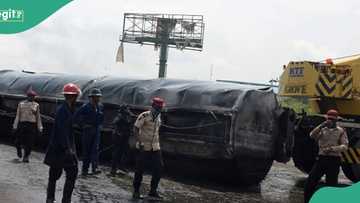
top-left (0, 143), bottom-right (350, 203)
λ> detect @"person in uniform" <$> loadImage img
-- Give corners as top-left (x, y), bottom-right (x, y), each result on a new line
top-left (13, 88), bottom-right (43, 162)
top-left (304, 109), bottom-right (349, 203)
top-left (75, 88), bottom-right (104, 176)
top-left (110, 104), bottom-right (134, 175)
top-left (44, 83), bottom-right (81, 203)
top-left (132, 97), bottom-right (165, 200)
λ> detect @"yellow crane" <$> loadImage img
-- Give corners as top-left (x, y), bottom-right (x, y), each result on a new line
top-left (279, 54), bottom-right (360, 182)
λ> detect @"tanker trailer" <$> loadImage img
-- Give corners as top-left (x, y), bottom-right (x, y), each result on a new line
top-left (0, 70), bottom-right (293, 185)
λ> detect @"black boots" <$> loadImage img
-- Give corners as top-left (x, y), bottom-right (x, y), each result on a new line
top-left (132, 189), bottom-right (163, 201)
top-left (46, 198), bottom-right (55, 203)
top-left (16, 147), bottom-right (22, 158)
top-left (148, 191), bottom-right (163, 201)
top-left (22, 156), bottom-right (29, 163)
top-left (132, 190), bottom-right (143, 199)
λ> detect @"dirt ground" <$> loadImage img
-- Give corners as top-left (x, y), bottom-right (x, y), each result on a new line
top-left (0, 143), bottom-right (351, 203)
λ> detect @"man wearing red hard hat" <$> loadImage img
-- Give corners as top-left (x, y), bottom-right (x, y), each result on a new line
top-left (304, 109), bottom-right (349, 203)
top-left (132, 97), bottom-right (165, 200)
top-left (44, 83), bottom-right (81, 203)
top-left (13, 87), bottom-right (43, 163)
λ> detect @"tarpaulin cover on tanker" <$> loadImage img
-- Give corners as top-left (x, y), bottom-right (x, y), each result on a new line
top-left (0, 69), bottom-right (277, 112)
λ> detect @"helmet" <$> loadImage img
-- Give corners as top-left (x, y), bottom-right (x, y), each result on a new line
top-left (63, 83), bottom-right (81, 95)
top-left (26, 89), bottom-right (37, 97)
top-left (152, 97), bottom-right (165, 107)
top-left (88, 88), bottom-right (102, 97)
top-left (326, 109), bottom-right (339, 120)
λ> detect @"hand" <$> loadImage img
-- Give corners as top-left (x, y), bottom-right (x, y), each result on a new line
top-left (319, 121), bottom-right (330, 129)
top-left (12, 128), bottom-right (17, 135)
top-left (136, 142), bottom-right (144, 151)
top-left (322, 147), bottom-right (330, 153)
top-left (64, 149), bottom-right (77, 163)
top-left (139, 144), bottom-right (144, 151)
top-left (323, 146), bottom-right (334, 153)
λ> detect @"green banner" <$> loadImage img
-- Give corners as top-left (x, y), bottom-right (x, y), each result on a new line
top-left (0, 0), bottom-right (72, 34)
top-left (310, 182), bottom-right (360, 203)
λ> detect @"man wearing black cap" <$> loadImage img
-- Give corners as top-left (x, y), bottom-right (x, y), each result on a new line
top-left (304, 109), bottom-right (349, 203)
top-left (13, 88), bottom-right (43, 162)
top-left (75, 88), bottom-right (104, 176)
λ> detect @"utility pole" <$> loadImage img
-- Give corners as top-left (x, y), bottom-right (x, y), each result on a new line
top-left (158, 19), bottom-right (172, 78)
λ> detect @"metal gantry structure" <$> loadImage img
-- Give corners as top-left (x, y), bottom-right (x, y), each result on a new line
top-left (119, 13), bottom-right (205, 78)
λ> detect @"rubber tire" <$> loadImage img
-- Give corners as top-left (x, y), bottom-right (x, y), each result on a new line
top-left (235, 157), bottom-right (273, 185)
top-left (292, 115), bottom-right (323, 173)
top-left (341, 135), bottom-right (360, 183)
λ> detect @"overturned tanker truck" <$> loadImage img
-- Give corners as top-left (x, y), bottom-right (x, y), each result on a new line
top-left (0, 70), bottom-right (294, 185)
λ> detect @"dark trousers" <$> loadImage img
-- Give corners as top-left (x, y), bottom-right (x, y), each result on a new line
top-left (111, 135), bottom-right (129, 171)
top-left (81, 132), bottom-right (99, 173)
top-left (133, 150), bottom-right (163, 193)
top-left (304, 155), bottom-right (341, 203)
top-left (15, 122), bottom-right (37, 158)
top-left (46, 165), bottom-right (78, 203)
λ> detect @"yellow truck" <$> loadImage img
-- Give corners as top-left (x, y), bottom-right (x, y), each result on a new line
top-left (279, 54), bottom-right (360, 182)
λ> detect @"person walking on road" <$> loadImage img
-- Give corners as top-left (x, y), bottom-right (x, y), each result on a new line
top-left (132, 97), bottom-right (165, 200)
top-left (13, 88), bottom-right (43, 163)
top-left (304, 109), bottom-right (349, 203)
top-left (75, 88), bottom-right (104, 176)
top-left (44, 83), bottom-right (81, 203)
top-left (110, 104), bottom-right (134, 176)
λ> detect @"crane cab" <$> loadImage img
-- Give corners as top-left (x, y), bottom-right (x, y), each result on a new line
top-left (279, 57), bottom-right (360, 116)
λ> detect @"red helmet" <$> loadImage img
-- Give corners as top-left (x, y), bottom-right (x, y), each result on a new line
top-left (326, 109), bottom-right (338, 120)
top-left (63, 83), bottom-right (81, 95)
top-left (26, 89), bottom-right (37, 97)
top-left (152, 97), bottom-right (165, 107)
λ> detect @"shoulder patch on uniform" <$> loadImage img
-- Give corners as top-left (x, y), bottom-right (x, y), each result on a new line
top-left (337, 126), bottom-right (344, 131)
top-left (139, 111), bottom-right (150, 118)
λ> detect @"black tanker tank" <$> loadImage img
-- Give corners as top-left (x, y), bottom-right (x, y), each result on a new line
top-left (0, 70), bottom-right (294, 185)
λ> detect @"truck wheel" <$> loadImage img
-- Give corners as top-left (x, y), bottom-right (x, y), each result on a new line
top-left (235, 157), bottom-right (273, 185)
top-left (341, 136), bottom-right (360, 183)
top-left (292, 115), bottom-right (322, 173)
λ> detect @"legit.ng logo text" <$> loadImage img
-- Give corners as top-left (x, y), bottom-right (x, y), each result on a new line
top-left (0, 9), bottom-right (24, 23)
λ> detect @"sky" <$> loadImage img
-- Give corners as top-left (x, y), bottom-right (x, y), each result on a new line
top-left (0, 0), bottom-right (360, 83)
